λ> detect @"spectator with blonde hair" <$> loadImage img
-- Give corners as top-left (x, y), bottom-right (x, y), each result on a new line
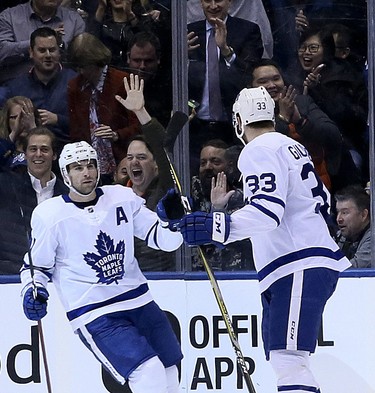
top-left (0, 96), bottom-right (40, 171)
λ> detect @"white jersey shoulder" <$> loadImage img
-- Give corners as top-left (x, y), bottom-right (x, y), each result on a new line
top-left (21, 185), bottom-right (182, 330)
top-left (230, 132), bottom-right (350, 291)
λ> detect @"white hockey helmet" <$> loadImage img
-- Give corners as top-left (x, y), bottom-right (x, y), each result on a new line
top-left (59, 141), bottom-right (100, 193)
top-left (232, 86), bottom-right (275, 145)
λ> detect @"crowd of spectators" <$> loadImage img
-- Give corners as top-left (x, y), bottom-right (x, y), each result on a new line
top-left (0, 0), bottom-right (371, 274)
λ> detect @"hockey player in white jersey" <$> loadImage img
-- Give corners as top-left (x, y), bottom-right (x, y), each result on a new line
top-left (178, 87), bottom-right (351, 393)
top-left (20, 141), bottom-right (184, 393)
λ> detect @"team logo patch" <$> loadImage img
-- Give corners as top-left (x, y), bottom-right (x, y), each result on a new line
top-left (84, 231), bottom-right (125, 284)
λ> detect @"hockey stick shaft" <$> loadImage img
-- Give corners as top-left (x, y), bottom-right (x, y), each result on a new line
top-left (164, 111), bottom-right (189, 153)
top-left (20, 206), bottom-right (53, 393)
top-left (163, 149), bottom-right (256, 393)
top-left (38, 321), bottom-right (53, 393)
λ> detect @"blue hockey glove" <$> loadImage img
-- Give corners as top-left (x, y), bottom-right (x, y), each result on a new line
top-left (178, 211), bottom-right (230, 247)
top-left (157, 188), bottom-right (186, 231)
top-left (23, 286), bottom-right (49, 321)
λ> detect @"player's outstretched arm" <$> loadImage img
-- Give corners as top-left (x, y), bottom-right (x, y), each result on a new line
top-left (178, 211), bottom-right (230, 247)
top-left (156, 188), bottom-right (186, 232)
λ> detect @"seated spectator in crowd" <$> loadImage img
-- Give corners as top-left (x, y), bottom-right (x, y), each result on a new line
top-left (4, 27), bottom-right (77, 150)
top-left (298, 27), bottom-right (368, 180)
top-left (326, 23), bottom-right (363, 68)
top-left (67, 33), bottom-right (141, 185)
top-left (248, 58), bottom-right (361, 193)
top-left (0, 0), bottom-right (85, 84)
top-left (61, 0), bottom-right (91, 20)
top-left (0, 1), bottom-right (28, 13)
top-left (334, 184), bottom-right (371, 268)
top-left (88, 0), bottom-right (141, 68)
top-left (130, 0), bottom-right (172, 72)
top-left (263, 0), bottom-right (367, 82)
top-left (187, 0), bottom-right (264, 175)
top-left (115, 73), bottom-right (177, 271)
top-left (0, 127), bottom-right (67, 275)
top-left (126, 31), bottom-right (172, 127)
top-left (87, 0), bottom-right (170, 70)
top-left (113, 156), bottom-right (128, 184)
top-left (187, 0), bottom-right (273, 58)
top-left (190, 139), bottom-right (254, 271)
top-left (0, 96), bottom-right (40, 171)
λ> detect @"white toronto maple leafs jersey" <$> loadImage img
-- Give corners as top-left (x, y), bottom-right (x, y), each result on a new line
top-left (20, 185), bottom-right (183, 331)
top-left (226, 132), bottom-right (351, 292)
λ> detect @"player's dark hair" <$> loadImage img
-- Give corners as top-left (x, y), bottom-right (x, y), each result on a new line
top-left (250, 120), bottom-right (275, 129)
top-left (335, 184), bottom-right (370, 213)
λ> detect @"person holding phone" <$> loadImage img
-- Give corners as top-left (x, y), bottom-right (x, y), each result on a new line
top-left (297, 27), bottom-right (368, 182)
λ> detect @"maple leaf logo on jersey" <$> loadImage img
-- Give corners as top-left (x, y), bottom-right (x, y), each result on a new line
top-left (83, 231), bottom-right (125, 285)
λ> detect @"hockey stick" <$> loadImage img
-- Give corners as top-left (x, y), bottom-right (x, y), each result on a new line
top-left (19, 205), bottom-right (53, 393)
top-left (162, 121), bottom-right (256, 393)
top-left (164, 111), bottom-right (190, 153)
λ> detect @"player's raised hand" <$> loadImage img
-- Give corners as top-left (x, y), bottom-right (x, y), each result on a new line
top-left (115, 74), bottom-right (145, 112)
top-left (211, 172), bottom-right (235, 210)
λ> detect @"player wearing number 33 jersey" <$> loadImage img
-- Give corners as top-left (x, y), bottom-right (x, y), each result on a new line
top-left (178, 87), bottom-right (351, 393)
top-left (231, 131), bottom-right (350, 291)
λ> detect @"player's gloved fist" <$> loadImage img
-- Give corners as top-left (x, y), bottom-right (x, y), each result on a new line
top-left (178, 211), bottom-right (230, 247)
top-left (23, 286), bottom-right (49, 321)
top-left (157, 188), bottom-right (186, 231)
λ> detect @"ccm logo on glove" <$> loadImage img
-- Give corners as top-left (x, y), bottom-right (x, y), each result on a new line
top-left (212, 212), bottom-right (227, 243)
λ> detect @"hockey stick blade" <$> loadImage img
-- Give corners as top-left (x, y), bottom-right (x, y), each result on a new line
top-left (162, 148), bottom-right (256, 393)
top-left (164, 111), bottom-right (189, 153)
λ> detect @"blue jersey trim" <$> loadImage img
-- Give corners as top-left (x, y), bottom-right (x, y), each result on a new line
top-left (145, 222), bottom-right (159, 248)
top-left (258, 247), bottom-right (345, 281)
top-left (251, 194), bottom-right (286, 209)
top-left (20, 265), bottom-right (53, 280)
top-left (251, 201), bottom-right (281, 226)
top-left (278, 385), bottom-right (318, 392)
top-left (62, 188), bottom-right (104, 208)
top-left (66, 283), bottom-right (149, 321)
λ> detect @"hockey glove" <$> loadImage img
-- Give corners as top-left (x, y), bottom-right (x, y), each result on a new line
top-left (23, 286), bottom-right (49, 321)
top-left (157, 188), bottom-right (186, 231)
top-left (178, 211), bottom-right (230, 247)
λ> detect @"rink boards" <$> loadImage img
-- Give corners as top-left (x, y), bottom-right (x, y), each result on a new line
top-left (0, 271), bottom-right (374, 393)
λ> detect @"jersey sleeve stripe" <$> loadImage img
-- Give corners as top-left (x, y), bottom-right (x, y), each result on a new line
top-left (20, 265), bottom-right (53, 280)
top-left (144, 221), bottom-right (159, 248)
top-left (250, 194), bottom-right (286, 208)
top-left (66, 283), bottom-right (149, 321)
top-left (258, 247), bottom-right (345, 281)
top-left (249, 201), bottom-right (281, 226)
